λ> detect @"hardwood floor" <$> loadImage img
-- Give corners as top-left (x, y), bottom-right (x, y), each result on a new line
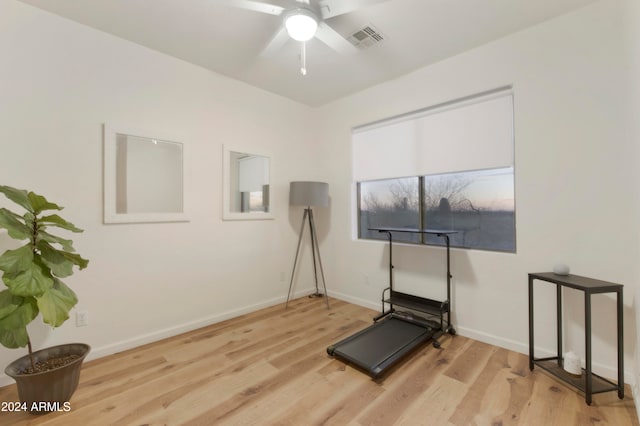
top-left (0, 297), bottom-right (637, 425)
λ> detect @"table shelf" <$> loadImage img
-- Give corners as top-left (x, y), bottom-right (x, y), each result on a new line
top-left (533, 359), bottom-right (620, 395)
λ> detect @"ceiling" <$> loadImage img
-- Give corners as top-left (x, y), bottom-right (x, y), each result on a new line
top-left (18, 0), bottom-right (597, 106)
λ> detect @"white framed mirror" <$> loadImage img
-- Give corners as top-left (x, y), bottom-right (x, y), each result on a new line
top-left (222, 145), bottom-right (273, 220)
top-left (103, 124), bottom-right (189, 224)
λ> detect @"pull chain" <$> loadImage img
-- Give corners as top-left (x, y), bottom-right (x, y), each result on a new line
top-left (300, 42), bottom-right (307, 76)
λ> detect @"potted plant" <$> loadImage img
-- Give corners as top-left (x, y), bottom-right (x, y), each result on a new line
top-left (0, 185), bottom-right (89, 413)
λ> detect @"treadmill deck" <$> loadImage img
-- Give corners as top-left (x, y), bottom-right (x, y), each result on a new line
top-left (327, 316), bottom-right (435, 378)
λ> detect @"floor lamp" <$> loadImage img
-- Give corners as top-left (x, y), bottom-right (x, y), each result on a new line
top-left (286, 181), bottom-right (330, 309)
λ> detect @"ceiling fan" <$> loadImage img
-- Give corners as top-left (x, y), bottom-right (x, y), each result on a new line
top-left (221, 0), bottom-right (389, 75)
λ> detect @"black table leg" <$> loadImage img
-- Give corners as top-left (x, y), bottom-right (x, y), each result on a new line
top-left (617, 288), bottom-right (624, 399)
top-left (557, 284), bottom-right (562, 369)
top-left (529, 276), bottom-right (534, 371)
top-left (585, 293), bottom-right (592, 405)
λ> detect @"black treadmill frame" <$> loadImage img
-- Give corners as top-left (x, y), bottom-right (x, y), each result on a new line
top-left (327, 228), bottom-right (457, 378)
top-left (372, 228), bottom-right (456, 346)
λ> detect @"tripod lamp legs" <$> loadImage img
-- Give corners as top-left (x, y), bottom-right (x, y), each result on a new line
top-left (285, 208), bottom-right (329, 309)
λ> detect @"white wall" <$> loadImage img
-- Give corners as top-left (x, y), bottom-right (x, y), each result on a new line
top-left (317, 0), bottom-right (639, 385)
top-left (1, 0), bottom-right (638, 396)
top-left (621, 0), bottom-right (640, 406)
top-left (0, 0), bottom-right (320, 385)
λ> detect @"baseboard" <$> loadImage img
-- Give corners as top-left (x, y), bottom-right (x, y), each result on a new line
top-left (456, 325), bottom-right (529, 355)
top-left (326, 289), bottom-right (380, 312)
top-left (456, 325), bottom-right (634, 386)
top-left (635, 383), bottom-right (640, 422)
top-left (328, 292), bottom-right (635, 388)
top-left (87, 295), bottom-right (291, 359)
top-left (0, 288), bottom-right (315, 388)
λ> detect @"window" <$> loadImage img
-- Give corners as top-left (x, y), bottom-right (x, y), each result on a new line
top-left (359, 177), bottom-right (420, 244)
top-left (352, 87), bottom-right (515, 252)
top-left (358, 168), bottom-right (515, 252)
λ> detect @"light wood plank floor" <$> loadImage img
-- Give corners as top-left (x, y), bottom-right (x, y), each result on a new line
top-left (0, 297), bottom-right (637, 425)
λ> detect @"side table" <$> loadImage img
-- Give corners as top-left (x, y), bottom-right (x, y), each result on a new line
top-left (528, 272), bottom-right (624, 405)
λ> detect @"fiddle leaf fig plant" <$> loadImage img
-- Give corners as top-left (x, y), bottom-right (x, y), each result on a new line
top-left (0, 185), bottom-right (88, 366)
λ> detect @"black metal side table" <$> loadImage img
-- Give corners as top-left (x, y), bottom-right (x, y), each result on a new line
top-left (528, 272), bottom-right (624, 405)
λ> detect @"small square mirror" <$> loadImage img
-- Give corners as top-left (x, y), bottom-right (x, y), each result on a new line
top-left (104, 124), bottom-right (189, 224)
top-left (222, 145), bottom-right (273, 220)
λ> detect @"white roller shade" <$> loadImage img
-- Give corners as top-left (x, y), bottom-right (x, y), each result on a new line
top-left (352, 89), bottom-right (514, 182)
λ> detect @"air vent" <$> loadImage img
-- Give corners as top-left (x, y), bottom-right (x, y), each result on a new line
top-left (348, 25), bottom-right (385, 49)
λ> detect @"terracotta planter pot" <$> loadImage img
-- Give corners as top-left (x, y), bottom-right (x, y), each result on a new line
top-left (4, 343), bottom-right (90, 414)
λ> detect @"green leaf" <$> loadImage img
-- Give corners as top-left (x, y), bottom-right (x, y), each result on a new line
top-left (0, 289), bottom-right (21, 319)
top-left (2, 259), bottom-right (54, 297)
top-left (0, 327), bottom-right (29, 348)
top-left (39, 214), bottom-right (84, 233)
top-left (0, 291), bottom-right (37, 349)
top-left (38, 230), bottom-right (75, 252)
top-left (37, 240), bottom-right (88, 275)
top-left (0, 208), bottom-right (31, 240)
top-left (38, 241), bottom-right (74, 277)
top-left (0, 185), bottom-right (33, 213)
top-left (0, 244), bottom-right (34, 274)
top-left (37, 279), bottom-right (77, 327)
top-left (61, 251), bottom-right (89, 270)
top-left (27, 191), bottom-right (62, 215)
top-left (0, 296), bottom-right (37, 331)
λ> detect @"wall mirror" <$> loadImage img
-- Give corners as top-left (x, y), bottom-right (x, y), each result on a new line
top-left (222, 145), bottom-right (273, 220)
top-left (104, 124), bottom-right (189, 224)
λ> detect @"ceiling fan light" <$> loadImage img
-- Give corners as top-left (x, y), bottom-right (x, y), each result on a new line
top-left (285, 12), bottom-right (318, 42)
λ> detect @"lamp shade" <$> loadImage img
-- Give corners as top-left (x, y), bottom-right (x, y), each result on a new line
top-left (290, 181), bottom-right (329, 207)
top-left (284, 10), bottom-right (318, 42)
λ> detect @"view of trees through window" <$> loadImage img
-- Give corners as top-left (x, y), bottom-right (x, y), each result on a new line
top-left (358, 167), bottom-right (516, 252)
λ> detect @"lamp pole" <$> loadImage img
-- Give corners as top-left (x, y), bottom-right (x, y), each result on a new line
top-left (286, 181), bottom-right (330, 309)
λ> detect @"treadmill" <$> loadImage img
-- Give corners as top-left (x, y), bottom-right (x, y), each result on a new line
top-left (327, 228), bottom-right (456, 378)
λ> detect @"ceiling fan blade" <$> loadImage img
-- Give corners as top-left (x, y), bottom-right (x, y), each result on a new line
top-left (220, 0), bottom-right (285, 16)
top-left (318, 0), bottom-right (389, 19)
top-left (315, 22), bottom-right (357, 55)
top-left (260, 27), bottom-right (290, 57)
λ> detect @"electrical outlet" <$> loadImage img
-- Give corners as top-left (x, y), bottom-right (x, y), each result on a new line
top-left (76, 311), bottom-right (88, 327)
top-left (280, 271), bottom-right (286, 283)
